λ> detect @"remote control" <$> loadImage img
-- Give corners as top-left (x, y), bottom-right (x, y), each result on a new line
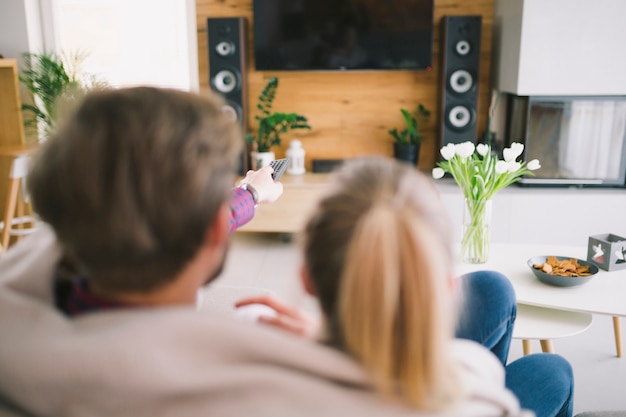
top-left (269, 158), bottom-right (289, 181)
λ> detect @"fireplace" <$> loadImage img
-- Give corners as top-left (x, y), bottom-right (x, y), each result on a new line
top-left (504, 95), bottom-right (626, 187)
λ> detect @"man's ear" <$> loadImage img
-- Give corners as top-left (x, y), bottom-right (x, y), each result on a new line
top-left (203, 203), bottom-right (230, 250)
top-left (299, 263), bottom-right (316, 296)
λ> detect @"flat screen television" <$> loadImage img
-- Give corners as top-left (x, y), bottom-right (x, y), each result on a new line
top-left (253, 0), bottom-right (434, 71)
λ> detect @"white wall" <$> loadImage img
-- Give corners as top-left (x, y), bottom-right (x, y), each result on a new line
top-left (0, 0), bottom-right (44, 61)
top-left (494, 0), bottom-right (626, 96)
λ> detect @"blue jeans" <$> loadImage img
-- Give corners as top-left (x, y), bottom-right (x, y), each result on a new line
top-left (456, 271), bottom-right (574, 417)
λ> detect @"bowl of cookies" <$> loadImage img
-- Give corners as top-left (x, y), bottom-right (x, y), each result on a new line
top-left (527, 255), bottom-right (599, 287)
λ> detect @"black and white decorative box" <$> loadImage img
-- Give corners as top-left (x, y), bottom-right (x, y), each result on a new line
top-left (587, 233), bottom-right (626, 272)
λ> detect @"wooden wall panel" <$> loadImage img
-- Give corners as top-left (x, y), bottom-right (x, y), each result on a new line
top-left (197, 0), bottom-right (494, 170)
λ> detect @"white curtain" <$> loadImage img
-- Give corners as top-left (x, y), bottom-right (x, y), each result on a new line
top-left (559, 100), bottom-right (626, 179)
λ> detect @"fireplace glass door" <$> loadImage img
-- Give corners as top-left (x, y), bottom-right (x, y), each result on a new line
top-left (506, 95), bottom-right (626, 187)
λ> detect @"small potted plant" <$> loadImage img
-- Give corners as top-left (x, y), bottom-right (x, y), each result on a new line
top-left (245, 77), bottom-right (311, 168)
top-left (388, 103), bottom-right (430, 166)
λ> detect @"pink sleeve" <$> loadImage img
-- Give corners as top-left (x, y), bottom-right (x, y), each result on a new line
top-left (229, 187), bottom-right (255, 233)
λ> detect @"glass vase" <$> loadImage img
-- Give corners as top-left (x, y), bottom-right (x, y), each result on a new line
top-left (462, 199), bottom-right (492, 264)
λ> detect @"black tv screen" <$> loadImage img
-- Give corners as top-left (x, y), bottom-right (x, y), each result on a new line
top-left (253, 0), bottom-right (434, 71)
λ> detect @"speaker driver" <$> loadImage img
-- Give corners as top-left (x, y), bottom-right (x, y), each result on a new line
top-left (449, 69), bottom-right (473, 94)
top-left (216, 41), bottom-right (235, 57)
top-left (222, 102), bottom-right (242, 123)
top-left (447, 105), bottom-right (473, 130)
top-left (455, 40), bottom-right (471, 56)
top-left (212, 69), bottom-right (239, 94)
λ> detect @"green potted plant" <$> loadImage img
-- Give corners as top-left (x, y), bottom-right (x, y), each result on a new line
top-left (19, 51), bottom-right (106, 141)
top-left (245, 77), bottom-right (311, 168)
top-left (388, 103), bottom-right (430, 166)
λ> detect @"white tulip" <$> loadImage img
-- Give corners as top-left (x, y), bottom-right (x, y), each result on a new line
top-left (432, 167), bottom-right (445, 179)
top-left (455, 141), bottom-right (475, 159)
top-left (503, 142), bottom-right (525, 162)
top-left (507, 161), bottom-right (521, 173)
top-left (495, 160), bottom-right (508, 174)
top-left (511, 142), bottom-right (524, 156)
top-left (527, 159), bottom-right (541, 170)
top-left (440, 143), bottom-right (456, 160)
top-left (476, 143), bottom-right (489, 156)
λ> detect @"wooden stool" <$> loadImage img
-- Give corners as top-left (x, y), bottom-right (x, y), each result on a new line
top-left (514, 304), bottom-right (594, 355)
top-left (0, 145), bottom-right (39, 255)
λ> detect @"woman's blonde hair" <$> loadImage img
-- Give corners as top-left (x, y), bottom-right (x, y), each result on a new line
top-left (303, 156), bottom-right (463, 410)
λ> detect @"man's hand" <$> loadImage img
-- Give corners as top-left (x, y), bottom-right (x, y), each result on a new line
top-left (239, 166), bottom-right (283, 204)
top-left (235, 295), bottom-right (321, 339)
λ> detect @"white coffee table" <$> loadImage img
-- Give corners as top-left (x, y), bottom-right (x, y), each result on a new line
top-left (513, 304), bottom-right (593, 355)
top-left (457, 243), bottom-right (626, 357)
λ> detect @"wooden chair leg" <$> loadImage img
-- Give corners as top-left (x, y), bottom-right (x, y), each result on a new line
top-left (2, 177), bottom-right (20, 250)
top-left (540, 339), bottom-right (554, 353)
top-left (14, 187), bottom-right (24, 242)
top-left (522, 339), bottom-right (532, 355)
top-left (613, 316), bottom-right (622, 358)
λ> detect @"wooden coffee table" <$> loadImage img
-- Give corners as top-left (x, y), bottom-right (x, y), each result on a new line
top-left (458, 243), bottom-right (626, 357)
top-left (237, 173), bottom-right (331, 233)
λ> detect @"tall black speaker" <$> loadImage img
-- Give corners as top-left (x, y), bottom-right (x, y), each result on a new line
top-left (207, 17), bottom-right (248, 172)
top-left (439, 15), bottom-right (482, 149)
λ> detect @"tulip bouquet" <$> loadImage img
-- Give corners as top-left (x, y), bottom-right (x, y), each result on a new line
top-left (432, 141), bottom-right (541, 263)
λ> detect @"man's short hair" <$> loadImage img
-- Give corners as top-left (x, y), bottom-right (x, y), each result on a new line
top-left (28, 87), bottom-right (243, 292)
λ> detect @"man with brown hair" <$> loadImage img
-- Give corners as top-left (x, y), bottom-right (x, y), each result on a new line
top-left (26, 87), bottom-right (281, 309)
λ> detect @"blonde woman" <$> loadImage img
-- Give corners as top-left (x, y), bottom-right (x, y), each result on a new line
top-left (238, 156), bottom-right (573, 416)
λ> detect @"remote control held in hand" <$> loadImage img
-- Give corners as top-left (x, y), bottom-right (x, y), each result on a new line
top-left (269, 158), bottom-right (289, 182)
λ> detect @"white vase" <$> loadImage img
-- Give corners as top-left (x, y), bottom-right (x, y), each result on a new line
top-left (286, 139), bottom-right (306, 175)
top-left (255, 151), bottom-right (275, 169)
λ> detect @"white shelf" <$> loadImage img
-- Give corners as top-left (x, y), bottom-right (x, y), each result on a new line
top-left (434, 178), bottom-right (626, 246)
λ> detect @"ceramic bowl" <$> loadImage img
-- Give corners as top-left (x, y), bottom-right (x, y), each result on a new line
top-left (527, 256), bottom-right (599, 287)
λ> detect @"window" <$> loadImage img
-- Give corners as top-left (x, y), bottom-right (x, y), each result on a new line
top-left (43, 0), bottom-right (198, 91)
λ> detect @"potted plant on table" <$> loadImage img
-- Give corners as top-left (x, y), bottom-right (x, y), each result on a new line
top-left (388, 103), bottom-right (430, 166)
top-left (245, 77), bottom-right (311, 168)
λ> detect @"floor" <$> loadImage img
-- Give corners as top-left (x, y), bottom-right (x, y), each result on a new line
top-left (214, 232), bottom-right (626, 415)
